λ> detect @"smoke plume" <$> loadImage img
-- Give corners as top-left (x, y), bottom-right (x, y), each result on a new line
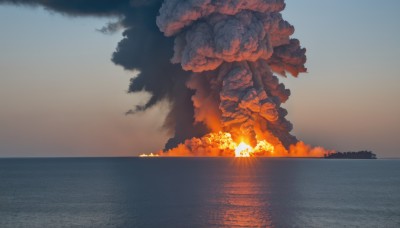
top-left (156, 0), bottom-right (315, 155)
top-left (1, 0), bottom-right (329, 156)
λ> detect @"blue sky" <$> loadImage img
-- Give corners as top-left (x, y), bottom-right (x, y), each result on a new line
top-left (0, 0), bottom-right (399, 157)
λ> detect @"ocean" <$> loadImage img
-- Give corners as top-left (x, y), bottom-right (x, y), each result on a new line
top-left (0, 158), bottom-right (399, 227)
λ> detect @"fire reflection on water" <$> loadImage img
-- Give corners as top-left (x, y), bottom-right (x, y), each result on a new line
top-left (206, 159), bottom-right (272, 227)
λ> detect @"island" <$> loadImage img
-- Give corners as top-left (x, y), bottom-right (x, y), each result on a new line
top-left (324, 151), bottom-right (377, 159)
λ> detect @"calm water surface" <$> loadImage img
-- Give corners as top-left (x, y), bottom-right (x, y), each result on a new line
top-left (0, 158), bottom-right (399, 227)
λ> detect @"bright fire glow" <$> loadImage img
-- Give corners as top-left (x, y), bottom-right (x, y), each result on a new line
top-left (139, 153), bottom-right (159, 157)
top-left (201, 132), bottom-right (275, 157)
top-left (156, 131), bottom-right (276, 157)
top-left (235, 142), bottom-right (252, 157)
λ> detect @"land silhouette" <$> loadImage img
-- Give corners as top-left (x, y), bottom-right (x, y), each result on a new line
top-left (324, 151), bottom-right (377, 159)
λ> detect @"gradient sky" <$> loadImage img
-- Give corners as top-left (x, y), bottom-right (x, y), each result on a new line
top-left (0, 0), bottom-right (399, 157)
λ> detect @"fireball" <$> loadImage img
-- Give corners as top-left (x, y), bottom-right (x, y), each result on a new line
top-left (235, 142), bottom-right (253, 157)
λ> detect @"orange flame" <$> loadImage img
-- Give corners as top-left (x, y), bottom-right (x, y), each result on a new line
top-left (234, 140), bottom-right (276, 157)
top-left (139, 153), bottom-right (159, 157)
top-left (139, 132), bottom-right (330, 157)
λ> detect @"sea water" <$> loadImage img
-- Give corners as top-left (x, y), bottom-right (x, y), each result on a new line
top-left (0, 158), bottom-right (399, 227)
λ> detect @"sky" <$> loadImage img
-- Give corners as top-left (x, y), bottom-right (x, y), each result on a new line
top-left (0, 0), bottom-right (399, 158)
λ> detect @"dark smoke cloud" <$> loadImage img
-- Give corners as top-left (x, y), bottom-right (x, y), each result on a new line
top-left (0, 0), bottom-right (127, 16)
top-left (97, 21), bottom-right (123, 34)
top-left (1, 0), bottom-right (312, 155)
top-left (0, 0), bottom-right (205, 149)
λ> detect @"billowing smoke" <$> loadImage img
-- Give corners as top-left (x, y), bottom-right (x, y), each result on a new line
top-left (156, 0), bottom-right (315, 155)
top-left (1, 0), bottom-right (329, 156)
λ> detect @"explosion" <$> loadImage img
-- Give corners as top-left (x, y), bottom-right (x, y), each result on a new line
top-left (157, 131), bottom-right (275, 157)
top-left (235, 141), bottom-right (275, 158)
top-left (235, 142), bottom-right (253, 157)
top-left (0, 0), bottom-right (332, 157)
top-left (157, 131), bottom-right (327, 157)
top-left (153, 0), bottom-right (329, 157)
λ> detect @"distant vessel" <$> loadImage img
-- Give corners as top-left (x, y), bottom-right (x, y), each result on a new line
top-left (324, 151), bottom-right (377, 159)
